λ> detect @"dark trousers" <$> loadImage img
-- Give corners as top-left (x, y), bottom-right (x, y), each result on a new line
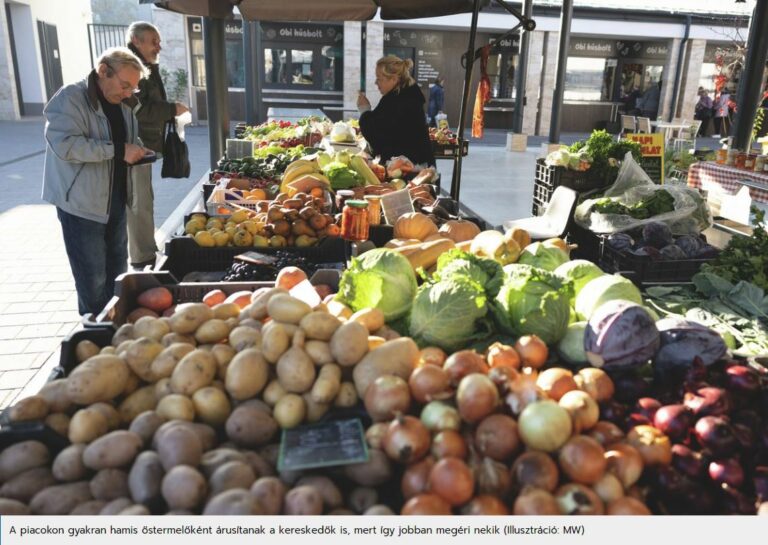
top-left (57, 189), bottom-right (127, 316)
top-left (714, 116), bottom-right (729, 136)
top-left (695, 114), bottom-right (711, 136)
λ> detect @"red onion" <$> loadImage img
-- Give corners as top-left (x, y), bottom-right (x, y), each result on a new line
top-left (634, 397), bottom-right (662, 421)
top-left (684, 387), bottom-right (730, 417)
top-left (725, 365), bottom-right (760, 394)
top-left (709, 458), bottom-right (744, 487)
top-left (653, 404), bottom-right (694, 442)
top-left (694, 416), bottom-right (737, 457)
top-left (671, 444), bottom-right (705, 478)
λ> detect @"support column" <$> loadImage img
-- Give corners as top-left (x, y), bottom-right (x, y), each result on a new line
top-left (343, 22), bottom-right (362, 116)
top-left (659, 38), bottom-right (681, 121)
top-left (522, 30), bottom-right (544, 136)
top-left (537, 32), bottom-right (559, 136)
top-left (512, 0), bottom-right (533, 134)
top-left (0, 6), bottom-right (20, 120)
top-left (203, 17), bottom-right (229, 169)
top-left (733, 0), bottom-right (768, 150)
top-left (676, 39), bottom-right (706, 122)
top-left (549, 0), bottom-right (574, 144)
top-left (365, 21), bottom-right (384, 106)
top-left (243, 21), bottom-right (263, 125)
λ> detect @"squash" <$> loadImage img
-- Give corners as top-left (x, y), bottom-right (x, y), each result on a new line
top-left (543, 237), bottom-right (569, 254)
top-left (384, 238), bottom-right (422, 249)
top-left (438, 219), bottom-right (481, 243)
top-left (423, 233), bottom-right (447, 242)
top-left (505, 226), bottom-right (531, 249)
top-left (393, 212), bottom-right (438, 241)
top-left (392, 238), bottom-right (455, 271)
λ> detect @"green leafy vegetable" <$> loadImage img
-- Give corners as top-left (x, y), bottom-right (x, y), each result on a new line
top-left (434, 249), bottom-right (504, 297)
top-left (322, 161), bottom-right (364, 190)
top-left (554, 260), bottom-right (605, 305)
top-left (568, 130), bottom-right (642, 184)
top-left (492, 264), bottom-right (572, 345)
top-left (408, 277), bottom-right (490, 351)
top-left (336, 249), bottom-right (417, 321)
top-left (517, 242), bottom-right (570, 271)
top-left (575, 274), bottom-right (643, 320)
top-left (592, 189), bottom-right (675, 219)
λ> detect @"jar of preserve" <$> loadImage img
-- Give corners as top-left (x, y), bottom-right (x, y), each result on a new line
top-left (340, 200), bottom-right (370, 242)
top-left (734, 151), bottom-right (747, 169)
top-left (726, 148), bottom-right (738, 166)
top-left (715, 148), bottom-right (728, 164)
top-left (364, 195), bottom-right (383, 226)
top-left (335, 190), bottom-right (356, 212)
top-left (744, 154), bottom-right (757, 170)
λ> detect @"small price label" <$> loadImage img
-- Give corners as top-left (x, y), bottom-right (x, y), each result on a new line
top-left (278, 418), bottom-right (369, 471)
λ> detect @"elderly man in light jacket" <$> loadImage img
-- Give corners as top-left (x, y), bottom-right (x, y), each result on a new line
top-left (42, 47), bottom-right (151, 316)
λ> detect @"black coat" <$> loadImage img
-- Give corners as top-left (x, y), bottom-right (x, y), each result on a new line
top-left (360, 84), bottom-right (435, 166)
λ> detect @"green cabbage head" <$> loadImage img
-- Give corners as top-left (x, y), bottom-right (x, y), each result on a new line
top-left (575, 274), bottom-right (643, 320)
top-left (517, 242), bottom-right (570, 271)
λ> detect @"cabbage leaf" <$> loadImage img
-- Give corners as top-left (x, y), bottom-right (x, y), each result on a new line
top-left (434, 249), bottom-right (504, 297)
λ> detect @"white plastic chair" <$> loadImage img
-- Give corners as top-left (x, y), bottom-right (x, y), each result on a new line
top-left (619, 115), bottom-right (636, 138)
top-left (636, 117), bottom-right (652, 134)
top-left (674, 120), bottom-right (702, 152)
top-left (504, 186), bottom-right (578, 240)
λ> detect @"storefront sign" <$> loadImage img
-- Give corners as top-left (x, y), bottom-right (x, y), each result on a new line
top-left (569, 39), bottom-right (669, 60)
top-left (261, 22), bottom-right (341, 43)
top-left (643, 42), bottom-right (669, 59)
top-left (625, 133), bottom-right (665, 184)
top-left (569, 38), bottom-right (616, 57)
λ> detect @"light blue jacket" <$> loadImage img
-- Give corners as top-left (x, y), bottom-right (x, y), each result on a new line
top-left (42, 72), bottom-right (150, 224)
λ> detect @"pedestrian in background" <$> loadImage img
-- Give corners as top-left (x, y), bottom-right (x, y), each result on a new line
top-left (42, 48), bottom-right (151, 315)
top-left (427, 76), bottom-right (445, 127)
top-left (694, 88), bottom-right (713, 136)
top-left (125, 21), bottom-right (190, 269)
top-left (638, 80), bottom-right (661, 119)
top-left (713, 90), bottom-right (731, 138)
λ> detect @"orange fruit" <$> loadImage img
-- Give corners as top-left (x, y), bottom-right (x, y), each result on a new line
top-left (249, 188), bottom-right (267, 200)
top-left (310, 187), bottom-right (325, 198)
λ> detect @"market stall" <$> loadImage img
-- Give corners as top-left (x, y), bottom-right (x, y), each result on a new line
top-left (688, 161), bottom-right (768, 206)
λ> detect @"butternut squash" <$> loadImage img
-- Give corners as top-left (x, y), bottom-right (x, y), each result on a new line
top-left (392, 238), bottom-right (455, 271)
top-left (384, 238), bottom-right (422, 249)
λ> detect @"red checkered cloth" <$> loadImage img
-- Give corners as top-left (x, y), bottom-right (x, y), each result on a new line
top-left (687, 161), bottom-right (768, 204)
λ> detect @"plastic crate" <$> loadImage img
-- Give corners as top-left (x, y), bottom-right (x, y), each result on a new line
top-left (159, 235), bottom-right (346, 282)
top-left (567, 223), bottom-right (604, 263)
top-left (53, 326), bottom-right (115, 378)
top-left (599, 243), bottom-right (715, 285)
top-left (0, 421), bottom-right (70, 455)
top-left (533, 159), bottom-right (605, 216)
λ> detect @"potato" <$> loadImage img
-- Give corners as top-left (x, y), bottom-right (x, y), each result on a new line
top-left (0, 467), bottom-right (56, 502)
top-left (151, 343), bottom-right (196, 379)
top-left (0, 440), bottom-right (50, 481)
top-left (9, 395), bottom-right (49, 422)
top-left (118, 385), bottom-right (158, 423)
top-left (333, 382), bottom-right (358, 408)
top-left (261, 322), bottom-right (291, 363)
top-left (155, 378), bottom-right (173, 400)
top-left (249, 287), bottom-right (288, 320)
top-left (161, 332), bottom-right (196, 347)
top-left (161, 465), bottom-right (207, 510)
top-left (267, 294), bottom-right (311, 324)
top-left (211, 344), bottom-right (236, 379)
top-left (296, 475), bottom-right (343, 510)
top-left (349, 487), bottom-right (379, 514)
top-left (38, 379), bottom-right (73, 413)
top-left (203, 489), bottom-right (263, 515)
top-left (292, 328), bottom-right (306, 349)
top-left (169, 303), bottom-right (214, 334)
top-left (52, 444), bottom-right (88, 482)
top-left (310, 363), bottom-right (341, 404)
top-left (352, 337), bottom-right (419, 397)
top-left (343, 448), bottom-right (392, 486)
top-left (363, 504), bottom-right (395, 515)
top-left (115, 339), bottom-right (133, 356)
top-left (112, 323), bottom-right (135, 346)
top-left (157, 425), bottom-right (203, 471)
top-left (349, 308), bottom-right (385, 333)
top-left (128, 451), bottom-right (164, 504)
top-left (262, 380), bottom-right (287, 407)
top-left (99, 497), bottom-right (133, 515)
top-left (284, 485), bottom-right (323, 515)
top-left (258, 444), bottom-right (280, 468)
top-left (69, 500), bottom-right (107, 515)
top-left (242, 450), bottom-right (274, 478)
top-left (76, 339), bottom-right (101, 363)
top-left (374, 325), bottom-right (401, 340)
top-left (273, 394), bottom-right (306, 429)
top-left (225, 348), bottom-right (269, 400)
top-left (330, 321), bottom-right (369, 366)
top-left (225, 405), bottom-right (279, 448)
top-left (188, 387), bottom-right (230, 427)
top-left (0, 498), bottom-right (31, 515)
top-left (238, 317), bottom-right (262, 329)
top-left (119, 504), bottom-right (150, 515)
top-left (209, 461), bottom-right (256, 496)
top-left (45, 412), bottom-right (71, 436)
top-left (195, 319), bottom-right (231, 344)
top-left (228, 325), bottom-right (261, 352)
top-left (302, 393), bottom-right (330, 423)
top-left (200, 449), bottom-right (247, 478)
top-left (304, 340), bottom-right (333, 365)
top-left (276, 347), bottom-right (316, 393)
top-left (133, 316), bottom-right (171, 342)
top-left (89, 402), bottom-right (120, 430)
top-left (30, 481), bottom-right (92, 515)
top-left (154, 421), bottom-right (217, 452)
top-left (212, 302), bottom-right (242, 320)
top-left (123, 337), bottom-right (165, 380)
top-left (156, 394), bottom-right (195, 421)
top-left (100, 346), bottom-right (117, 355)
top-left (82, 430), bottom-right (143, 470)
top-left (67, 354), bottom-right (130, 404)
top-left (90, 468), bottom-right (129, 500)
top-left (326, 300), bottom-right (353, 320)
top-left (299, 311), bottom-right (341, 341)
top-left (129, 411), bottom-right (167, 446)
top-left (250, 476), bottom-right (287, 515)
top-left (137, 286), bottom-right (173, 313)
top-left (122, 371), bottom-right (141, 396)
top-left (169, 349), bottom-right (218, 396)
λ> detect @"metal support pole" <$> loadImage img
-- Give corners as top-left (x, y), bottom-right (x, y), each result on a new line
top-left (548, 0), bottom-right (573, 144)
top-left (451, 0), bottom-right (482, 202)
top-left (669, 16), bottom-right (691, 122)
top-left (512, 0), bottom-right (533, 134)
top-left (203, 17), bottom-right (229, 170)
top-left (733, 0), bottom-right (768, 150)
top-left (243, 21), bottom-right (264, 125)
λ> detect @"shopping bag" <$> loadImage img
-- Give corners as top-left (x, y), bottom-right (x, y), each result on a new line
top-left (161, 120), bottom-right (190, 178)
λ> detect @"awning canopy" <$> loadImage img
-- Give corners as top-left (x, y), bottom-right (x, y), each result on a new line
top-left (140, 0), bottom-right (483, 21)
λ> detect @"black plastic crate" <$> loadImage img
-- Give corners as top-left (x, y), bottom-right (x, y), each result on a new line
top-left (53, 326), bottom-right (115, 378)
top-left (533, 159), bottom-right (606, 216)
top-left (567, 223), bottom-right (604, 263)
top-left (599, 243), bottom-right (714, 285)
top-left (368, 225), bottom-right (394, 247)
top-left (159, 235), bottom-right (346, 282)
top-left (0, 421), bottom-right (70, 456)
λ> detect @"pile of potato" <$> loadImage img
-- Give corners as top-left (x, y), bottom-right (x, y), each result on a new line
top-left (0, 286), bottom-right (418, 515)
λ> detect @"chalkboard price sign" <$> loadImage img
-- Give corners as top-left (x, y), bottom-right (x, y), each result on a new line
top-left (624, 133), bottom-right (665, 184)
top-left (278, 418), bottom-right (369, 471)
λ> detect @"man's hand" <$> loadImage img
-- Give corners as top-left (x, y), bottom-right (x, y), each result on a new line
top-left (124, 143), bottom-right (148, 164)
top-left (175, 103), bottom-right (190, 116)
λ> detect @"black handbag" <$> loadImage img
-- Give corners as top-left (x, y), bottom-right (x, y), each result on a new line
top-left (161, 120), bottom-right (190, 178)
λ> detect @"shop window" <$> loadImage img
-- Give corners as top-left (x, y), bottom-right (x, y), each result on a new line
top-left (321, 45), bottom-right (343, 91)
top-left (190, 38), bottom-right (205, 87)
top-left (226, 39), bottom-right (245, 88)
top-left (698, 63), bottom-right (717, 93)
top-left (487, 50), bottom-right (518, 100)
top-left (565, 57), bottom-right (615, 102)
top-left (265, 48), bottom-right (288, 84)
top-left (643, 65), bottom-right (663, 90)
top-left (291, 49), bottom-right (314, 85)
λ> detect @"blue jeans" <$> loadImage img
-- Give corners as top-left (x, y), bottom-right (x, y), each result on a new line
top-left (57, 190), bottom-right (128, 316)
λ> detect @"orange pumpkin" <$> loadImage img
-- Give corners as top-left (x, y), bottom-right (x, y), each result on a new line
top-left (438, 219), bottom-right (481, 243)
top-left (394, 212), bottom-right (438, 241)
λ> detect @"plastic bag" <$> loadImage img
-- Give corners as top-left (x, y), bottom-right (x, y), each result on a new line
top-left (574, 152), bottom-right (712, 235)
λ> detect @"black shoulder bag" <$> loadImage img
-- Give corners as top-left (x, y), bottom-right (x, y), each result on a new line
top-left (161, 120), bottom-right (191, 178)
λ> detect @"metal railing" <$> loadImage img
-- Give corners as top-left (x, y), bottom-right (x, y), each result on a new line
top-left (87, 24), bottom-right (128, 68)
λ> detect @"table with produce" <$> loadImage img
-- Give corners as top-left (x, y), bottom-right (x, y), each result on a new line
top-left (2, 124), bottom-right (768, 518)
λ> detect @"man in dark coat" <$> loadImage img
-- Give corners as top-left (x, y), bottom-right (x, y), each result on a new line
top-left (427, 76), bottom-right (445, 127)
top-left (124, 21), bottom-right (190, 268)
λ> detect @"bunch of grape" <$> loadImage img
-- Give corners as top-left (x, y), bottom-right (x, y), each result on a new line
top-left (221, 251), bottom-right (325, 282)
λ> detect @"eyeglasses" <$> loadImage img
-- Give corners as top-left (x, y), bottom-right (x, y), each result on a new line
top-left (105, 62), bottom-right (139, 94)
